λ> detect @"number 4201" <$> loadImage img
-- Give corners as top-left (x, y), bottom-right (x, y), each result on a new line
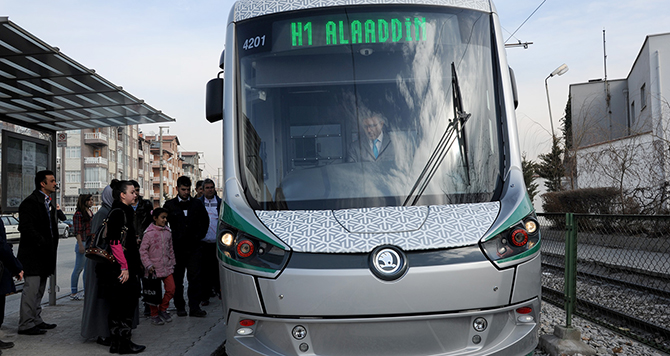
top-left (243, 35), bottom-right (266, 50)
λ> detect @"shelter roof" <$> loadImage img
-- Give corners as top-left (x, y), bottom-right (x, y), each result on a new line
top-left (0, 17), bottom-right (175, 133)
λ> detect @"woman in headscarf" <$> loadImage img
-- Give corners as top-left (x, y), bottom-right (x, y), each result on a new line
top-left (81, 181), bottom-right (115, 345)
top-left (97, 180), bottom-right (145, 354)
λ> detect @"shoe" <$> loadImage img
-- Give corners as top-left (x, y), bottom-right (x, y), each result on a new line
top-left (96, 336), bottom-right (112, 346)
top-left (0, 340), bottom-right (14, 349)
top-left (158, 310), bottom-right (172, 323)
top-left (201, 300), bottom-right (210, 306)
top-left (36, 322), bottom-right (57, 329)
top-left (17, 326), bottom-right (47, 335)
top-left (176, 309), bottom-right (187, 317)
top-left (189, 309), bottom-right (207, 317)
top-left (70, 293), bottom-right (80, 300)
top-left (150, 316), bottom-right (164, 326)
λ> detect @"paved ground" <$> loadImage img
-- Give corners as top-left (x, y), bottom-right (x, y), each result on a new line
top-left (0, 293), bottom-right (226, 356)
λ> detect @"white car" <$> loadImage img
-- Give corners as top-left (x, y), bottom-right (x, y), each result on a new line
top-left (58, 220), bottom-right (69, 238)
top-left (1, 214), bottom-right (69, 240)
top-left (1, 215), bottom-right (20, 242)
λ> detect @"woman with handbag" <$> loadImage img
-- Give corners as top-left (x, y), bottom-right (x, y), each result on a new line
top-left (96, 180), bottom-right (145, 354)
top-left (71, 194), bottom-right (93, 300)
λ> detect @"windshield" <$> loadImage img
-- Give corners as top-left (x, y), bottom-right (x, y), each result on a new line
top-left (236, 5), bottom-right (502, 210)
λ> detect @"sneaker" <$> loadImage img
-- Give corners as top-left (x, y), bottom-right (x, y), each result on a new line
top-left (176, 309), bottom-right (188, 317)
top-left (69, 293), bottom-right (80, 300)
top-left (150, 316), bottom-right (165, 325)
top-left (158, 310), bottom-right (173, 323)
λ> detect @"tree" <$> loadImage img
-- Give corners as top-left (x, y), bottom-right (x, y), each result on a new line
top-left (561, 95), bottom-right (576, 189)
top-left (522, 153), bottom-right (539, 202)
top-left (536, 136), bottom-right (564, 192)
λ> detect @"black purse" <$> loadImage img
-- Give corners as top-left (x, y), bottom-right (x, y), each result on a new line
top-left (85, 208), bottom-right (127, 263)
top-left (141, 272), bottom-right (163, 306)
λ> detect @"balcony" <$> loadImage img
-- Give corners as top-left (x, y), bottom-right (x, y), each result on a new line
top-left (84, 181), bottom-right (105, 189)
top-left (138, 168), bottom-right (144, 176)
top-left (84, 132), bottom-right (108, 146)
top-left (138, 150), bottom-right (144, 158)
top-left (84, 157), bottom-right (108, 166)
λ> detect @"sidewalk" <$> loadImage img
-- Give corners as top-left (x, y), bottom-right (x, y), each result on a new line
top-left (0, 294), bottom-right (226, 356)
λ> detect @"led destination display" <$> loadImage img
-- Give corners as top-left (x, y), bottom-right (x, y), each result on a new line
top-left (290, 17), bottom-right (427, 46)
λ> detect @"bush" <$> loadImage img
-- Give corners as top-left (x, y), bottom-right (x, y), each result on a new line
top-left (541, 187), bottom-right (621, 214)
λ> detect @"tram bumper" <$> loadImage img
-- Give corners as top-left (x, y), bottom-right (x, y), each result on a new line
top-left (225, 297), bottom-right (539, 356)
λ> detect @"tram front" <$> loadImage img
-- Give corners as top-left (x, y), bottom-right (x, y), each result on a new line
top-left (206, 1), bottom-right (541, 355)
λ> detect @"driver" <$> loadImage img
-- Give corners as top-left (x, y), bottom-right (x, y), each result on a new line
top-left (347, 113), bottom-right (395, 162)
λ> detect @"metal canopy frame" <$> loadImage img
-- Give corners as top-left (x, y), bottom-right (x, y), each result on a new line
top-left (0, 16), bottom-right (175, 133)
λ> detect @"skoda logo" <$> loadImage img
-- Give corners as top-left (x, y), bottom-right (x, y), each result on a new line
top-left (369, 245), bottom-right (408, 281)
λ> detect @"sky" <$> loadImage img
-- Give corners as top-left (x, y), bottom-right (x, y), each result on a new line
top-left (2, 0), bottom-right (670, 178)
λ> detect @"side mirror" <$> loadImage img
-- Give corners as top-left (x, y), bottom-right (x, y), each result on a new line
top-left (205, 74), bottom-right (224, 123)
top-left (509, 66), bottom-right (519, 109)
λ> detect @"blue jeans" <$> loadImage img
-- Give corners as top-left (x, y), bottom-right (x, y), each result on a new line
top-left (71, 243), bottom-right (86, 294)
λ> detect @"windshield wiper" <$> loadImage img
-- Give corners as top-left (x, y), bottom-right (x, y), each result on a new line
top-left (403, 62), bottom-right (471, 206)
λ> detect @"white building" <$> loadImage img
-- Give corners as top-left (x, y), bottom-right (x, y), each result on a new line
top-left (569, 33), bottom-right (670, 210)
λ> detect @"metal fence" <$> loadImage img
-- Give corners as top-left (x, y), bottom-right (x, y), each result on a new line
top-left (538, 213), bottom-right (670, 353)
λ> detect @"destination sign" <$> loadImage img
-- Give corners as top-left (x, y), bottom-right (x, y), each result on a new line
top-left (290, 17), bottom-right (427, 47)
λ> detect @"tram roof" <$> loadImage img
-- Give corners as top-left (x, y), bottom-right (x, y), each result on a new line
top-left (0, 17), bottom-right (175, 133)
top-left (231, 0), bottom-right (494, 23)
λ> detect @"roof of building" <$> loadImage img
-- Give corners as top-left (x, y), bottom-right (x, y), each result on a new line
top-left (0, 17), bottom-right (175, 133)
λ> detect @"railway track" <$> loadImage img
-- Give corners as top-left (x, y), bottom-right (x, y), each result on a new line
top-left (541, 262), bottom-right (670, 353)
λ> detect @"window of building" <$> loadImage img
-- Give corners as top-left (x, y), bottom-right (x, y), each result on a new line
top-left (631, 101), bottom-right (636, 124)
top-left (66, 170), bottom-right (81, 183)
top-left (85, 167), bottom-right (108, 182)
top-left (640, 83), bottom-right (646, 110)
top-left (66, 146), bottom-right (81, 159)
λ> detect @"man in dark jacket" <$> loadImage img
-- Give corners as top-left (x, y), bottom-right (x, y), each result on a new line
top-left (163, 176), bottom-right (209, 317)
top-left (198, 178), bottom-right (222, 305)
top-left (0, 207), bottom-right (23, 349)
top-left (17, 170), bottom-right (60, 335)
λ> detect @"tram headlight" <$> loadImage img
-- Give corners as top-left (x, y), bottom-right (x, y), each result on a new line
top-left (217, 225), bottom-right (290, 274)
top-left (480, 213), bottom-right (540, 268)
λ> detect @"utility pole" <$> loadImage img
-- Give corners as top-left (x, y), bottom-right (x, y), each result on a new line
top-left (158, 126), bottom-right (168, 206)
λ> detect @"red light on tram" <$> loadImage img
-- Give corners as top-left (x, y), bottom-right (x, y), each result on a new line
top-left (510, 229), bottom-right (528, 247)
top-left (239, 319), bottom-right (256, 327)
top-left (237, 239), bottom-right (255, 258)
top-left (516, 307), bottom-right (532, 314)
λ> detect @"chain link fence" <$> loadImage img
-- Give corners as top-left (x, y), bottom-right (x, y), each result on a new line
top-left (538, 213), bottom-right (670, 353)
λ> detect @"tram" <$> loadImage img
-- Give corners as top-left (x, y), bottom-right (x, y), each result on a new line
top-left (205, 0), bottom-right (541, 354)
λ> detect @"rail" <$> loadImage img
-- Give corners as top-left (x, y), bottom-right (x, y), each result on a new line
top-left (538, 213), bottom-right (670, 353)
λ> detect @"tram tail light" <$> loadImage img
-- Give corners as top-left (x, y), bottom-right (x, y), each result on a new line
top-left (481, 213), bottom-right (540, 267)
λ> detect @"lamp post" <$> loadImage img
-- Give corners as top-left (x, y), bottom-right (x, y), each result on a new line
top-left (545, 63), bottom-right (569, 138)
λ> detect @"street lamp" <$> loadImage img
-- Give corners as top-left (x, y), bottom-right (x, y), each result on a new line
top-left (545, 63), bottom-right (569, 138)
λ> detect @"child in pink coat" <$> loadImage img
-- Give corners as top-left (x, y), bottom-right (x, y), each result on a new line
top-left (139, 208), bottom-right (176, 325)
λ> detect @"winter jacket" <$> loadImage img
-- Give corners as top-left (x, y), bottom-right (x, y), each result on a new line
top-left (17, 190), bottom-right (60, 277)
top-left (139, 223), bottom-right (176, 278)
top-left (0, 219), bottom-right (23, 295)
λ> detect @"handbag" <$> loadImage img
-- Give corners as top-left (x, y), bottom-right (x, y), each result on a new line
top-left (141, 272), bottom-right (163, 306)
top-left (85, 208), bottom-right (127, 263)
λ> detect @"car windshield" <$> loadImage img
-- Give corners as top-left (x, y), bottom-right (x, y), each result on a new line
top-left (236, 5), bottom-right (502, 210)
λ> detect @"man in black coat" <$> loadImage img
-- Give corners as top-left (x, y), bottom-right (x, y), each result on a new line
top-left (163, 176), bottom-right (209, 317)
top-left (17, 170), bottom-right (60, 335)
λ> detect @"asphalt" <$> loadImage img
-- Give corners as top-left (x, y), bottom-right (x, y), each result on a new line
top-left (0, 292), bottom-right (227, 356)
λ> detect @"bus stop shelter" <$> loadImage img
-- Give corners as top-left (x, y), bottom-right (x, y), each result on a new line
top-left (0, 16), bottom-right (175, 213)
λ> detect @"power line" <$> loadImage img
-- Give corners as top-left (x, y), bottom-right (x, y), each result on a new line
top-left (504, 0), bottom-right (547, 44)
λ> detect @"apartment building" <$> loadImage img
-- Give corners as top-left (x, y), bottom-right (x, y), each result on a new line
top-left (146, 135), bottom-right (183, 207)
top-left (180, 151), bottom-right (202, 184)
top-left (56, 125), bottom-right (154, 213)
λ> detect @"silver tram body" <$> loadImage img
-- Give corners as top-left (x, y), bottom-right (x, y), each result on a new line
top-left (205, 0), bottom-right (541, 354)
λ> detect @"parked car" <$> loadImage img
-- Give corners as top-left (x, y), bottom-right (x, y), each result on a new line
top-left (1, 214), bottom-right (20, 242)
top-left (62, 214), bottom-right (74, 237)
top-left (58, 220), bottom-right (69, 238)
